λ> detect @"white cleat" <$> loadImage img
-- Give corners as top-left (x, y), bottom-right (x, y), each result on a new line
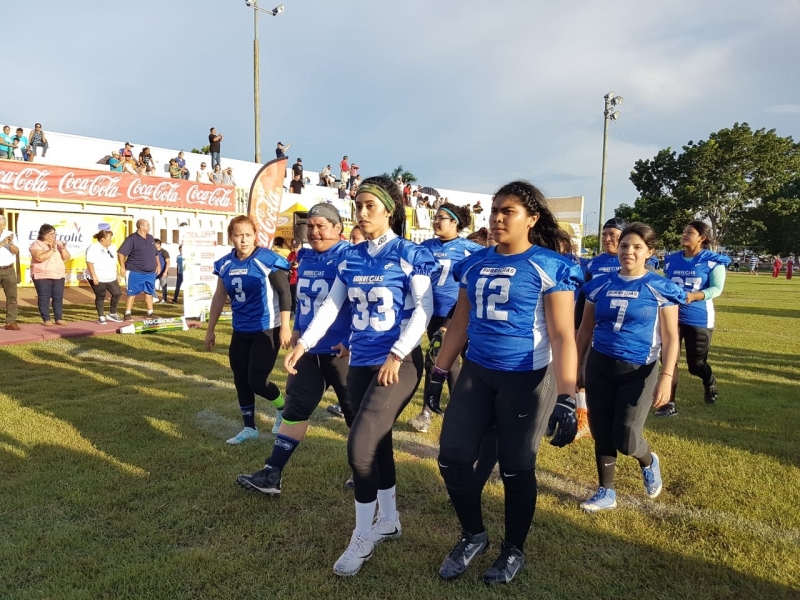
top-left (333, 531), bottom-right (374, 577)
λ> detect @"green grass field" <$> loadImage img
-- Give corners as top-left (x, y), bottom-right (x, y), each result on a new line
top-left (1, 275), bottom-right (799, 599)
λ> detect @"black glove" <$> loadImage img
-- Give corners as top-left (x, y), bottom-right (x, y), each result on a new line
top-left (425, 366), bottom-right (448, 415)
top-left (425, 328), bottom-right (445, 372)
top-left (547, 394), bottom-right (577, 447)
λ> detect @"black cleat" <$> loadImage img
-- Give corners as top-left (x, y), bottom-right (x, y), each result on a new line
top-left (439, 530), bottom-right (489, 580)
top-left (704, 378), bottom-right (718, 404)
top-left (483, 540), bottom-right (525, 585)
top-left (655, 402), bottom-right (677, 417)
top-left (327, 404), bottom-right (345, 418)
top-left (236, 464), bottom-right (282, 496)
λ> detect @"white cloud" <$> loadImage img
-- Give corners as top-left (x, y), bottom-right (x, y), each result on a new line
top-left (764, 104), bottom-right (800, 114)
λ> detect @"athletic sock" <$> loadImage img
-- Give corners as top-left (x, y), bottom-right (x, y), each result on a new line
top-left (354, 500), bottom-right (377, 537)
top-left (267, 434), bottom-right (300, 470)
top-left (146, 310), bottom-right (154, 316)
top-left (268, 389), bottom-right (284, 410)
top-left (240, 404), bottom-right (256, 429)
top-left (377, 486), bottom-right (397, 520)
top-left (598, 455), bottom-right (617, 489)
top-left (635, 446), bottom-right (653, 469)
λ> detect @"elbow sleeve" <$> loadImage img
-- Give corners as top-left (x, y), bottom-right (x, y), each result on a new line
top-left (268, 271), bottom-right (292, 312)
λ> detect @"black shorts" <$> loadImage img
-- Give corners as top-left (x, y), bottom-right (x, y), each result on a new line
top-left (282, 352), bottom-right (351, 423)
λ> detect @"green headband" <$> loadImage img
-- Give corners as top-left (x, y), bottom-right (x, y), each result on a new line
top-left (357, 183), bottom-right (395, 212)
top-left (440, 207), bottom-right (459, 224)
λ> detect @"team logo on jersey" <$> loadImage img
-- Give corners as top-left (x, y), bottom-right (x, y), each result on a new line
top-left (434, 252), bottom-right (448, 258)
top-left (327, 260), bottom-right (335, 265)
top-left (353, 275), bottom-right (384, 283)
top-left (479, 267), bottom-right (517, 276)
top-left (302, 270), bottom-right (325, 277)
top-left (671, 270), bottom-right (695, 276)
top-left (606, 290), bottom-right (639, 298)
top-left (377, 234), bottom-right (388, 245)
top-left (228, 268), bottom-right (249, 275)
top-left (384, 263), bottom-right (394, 269)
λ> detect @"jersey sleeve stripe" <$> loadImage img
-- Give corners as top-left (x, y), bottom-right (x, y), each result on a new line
top-left (253, 258), bottom-right (272, 278)
top-left (529, 260), bottom-right (556, 292)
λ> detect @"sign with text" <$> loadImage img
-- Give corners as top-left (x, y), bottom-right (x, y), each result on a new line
top-left (181, 228), bottom-right (218, 320)
top-left (0, 161), bottom-right (236, 213)
top-left (248, 157), bottom-right (288, 249)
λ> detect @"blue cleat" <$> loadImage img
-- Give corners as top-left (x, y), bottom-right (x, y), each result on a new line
top-left (642, 452), bottom-right (663, 498)
top-left (580, 487), bottom-right (618, 513)
top-left (226, 427), bottom-right (258, 445)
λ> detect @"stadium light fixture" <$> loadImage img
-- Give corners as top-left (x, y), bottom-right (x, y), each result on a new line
top-left (245, 2), bottom-right (286, 163)
top-left (597, 91), bottom-right (624, 250)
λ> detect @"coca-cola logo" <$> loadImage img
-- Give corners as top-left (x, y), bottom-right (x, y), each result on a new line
top-left (0, 167), bottom-right (51, 194)
top-left (127, 179), bottom-right (181, 204)
top-left (186, 185), bottom-right (233, 208)
top-left (254, 187), bottom-right (281, 247)
top-left (59, 172), bottom-right (121, 198)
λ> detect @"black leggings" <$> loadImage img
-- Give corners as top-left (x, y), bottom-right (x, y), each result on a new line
top-left (680, 324), bottom-right (714, 386)
top-left (90, 280), bottom-right (122, 317)
top-left (228, 328), bottom-right (282, 410)
top-left (282, 352), bottom-right (352, 425)
top-left (347, 347), bottom-right (424, 504)
top-left (438, 359), bottom-right (555, 550)
top-left (585, 348), bottom-right (657, 489)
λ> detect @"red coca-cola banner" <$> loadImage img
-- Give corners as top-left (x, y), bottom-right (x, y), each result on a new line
top-left (248, 157), bottom-right (288, 248)
top-left (0, 160), bottom-right (236, 213)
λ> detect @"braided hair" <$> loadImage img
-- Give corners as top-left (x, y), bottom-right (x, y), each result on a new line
top-left (492, 180), bottom-right (571, 253)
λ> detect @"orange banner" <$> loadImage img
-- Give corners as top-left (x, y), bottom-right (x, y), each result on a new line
top-left (0, 160), bottom-right (236, 213)
top-left (248, 157), bottom-right (287, 248)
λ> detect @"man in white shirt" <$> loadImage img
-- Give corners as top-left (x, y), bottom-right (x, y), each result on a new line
top-left (196, 161), bottom-right (212, 184)
top-left (0, 214), bottom-right (21, 330)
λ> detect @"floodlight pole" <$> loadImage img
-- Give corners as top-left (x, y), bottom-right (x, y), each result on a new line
top-left (253, 1), bottom-right (260, 163)
top-left (597, 99), bottom-right (611, 251)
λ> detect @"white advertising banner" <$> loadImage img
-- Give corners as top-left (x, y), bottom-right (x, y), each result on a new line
top-left (181, 229), bottom-right (217, 319)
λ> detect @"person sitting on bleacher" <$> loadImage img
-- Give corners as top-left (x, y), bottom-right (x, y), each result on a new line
top-left (28, 123), bottom-right (49, 158)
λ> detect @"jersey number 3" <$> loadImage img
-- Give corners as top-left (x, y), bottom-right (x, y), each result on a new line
top-left (231, 277), bottom-right (246, 302)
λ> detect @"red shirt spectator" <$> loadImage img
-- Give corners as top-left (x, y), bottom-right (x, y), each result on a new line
top-left (287, 249), bottom-right (299, 285)
top-left (340, 157), bottom-right (349, 173)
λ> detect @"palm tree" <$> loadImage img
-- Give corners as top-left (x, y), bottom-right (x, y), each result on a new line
top-left (380, 165), bottom-right (417, 184)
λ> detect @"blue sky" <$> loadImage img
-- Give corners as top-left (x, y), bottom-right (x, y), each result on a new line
top-left (4, 1), bottom-right (799, 230)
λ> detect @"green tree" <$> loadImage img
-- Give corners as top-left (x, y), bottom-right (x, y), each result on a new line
top-left (582, 234), bottom-right (598, 252)
top-left (734, 178), bottom-right (800, 254)
top-left (380, 165), bottom-right (417, 184)
top-left (190, 145), bottom-right (211, 155)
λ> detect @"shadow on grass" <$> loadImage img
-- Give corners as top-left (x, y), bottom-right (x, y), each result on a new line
top-left (719, 305), bottom-right (800, 319)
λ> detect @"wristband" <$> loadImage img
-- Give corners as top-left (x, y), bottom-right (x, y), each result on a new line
top-left (390, 352), bottom-right (403, 362)
top-left (431, 366), bottom-right (449, 378)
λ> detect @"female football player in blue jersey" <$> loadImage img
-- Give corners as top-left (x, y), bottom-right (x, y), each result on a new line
top-left (283, 176), bottom-right (437, 577)
top-left (657, 220), bottom-right (730, 417)
top-left (429, 180), bottom-right (582, 585)
top-left (576, 222), bottom-right (685, 513)
top-left (235, 204), bottom-right (353, 495)
top-left (408, 203), bottom-right (483, 433)
top-left (205, 215), bottom-right (292, 444)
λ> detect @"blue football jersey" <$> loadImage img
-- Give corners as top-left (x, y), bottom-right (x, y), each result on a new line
top-left (583, 272), bottom-right (686, 365)
top-left (663, 250), bottom-right (731, 328)
top-left (294, 241), bottom-right (352, 354)
top-left (335, 237), bottom-right (437, 367)
top-left (454, 245), bottom-right (583, 372)
top-left (585, 252), bottom-right (621, 278)
top-left (213, 248), bottom-right (290, 333)
top-left (421, 236), bottom-right (484, 317)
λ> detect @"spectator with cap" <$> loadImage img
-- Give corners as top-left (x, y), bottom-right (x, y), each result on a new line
top-left (28, 123), bottom-right (49, 158)
top-left (292, 158), bottom-right (304, 181)
top-left (120, 142), bottom-right (135, 160)
top-left (209, 127), bottom-right (223, 169)
top-left (109, 151), bottom-right (124, 172)
top-left (348, 162), bottom-right (359, 189)
top-left (276, 141), bottom-right (291, 159)
top-left (118, 219), bottom-right (159, 321)
top-left (0, 214), bottom-right (21, 330)
top-left (223, 167), bottom-right (236, 186)
top-left (0, 125), bottom-right (13, 159)
top-left (320, 164), bottom-right (334, 187)
top-left (196, 161), bottom-right (212, 184)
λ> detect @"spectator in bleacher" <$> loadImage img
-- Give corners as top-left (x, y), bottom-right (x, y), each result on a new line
top-left (28, 123), bottom-right (49, 158)
top-left (123, 157), bottom-right (138, 175)
top-left (154, 239), bottom-right (170, 304)
top-left (289, 173), bottom-right (303, 194)
top-left (120, 142), bottom-right (135, 160)
top-left (196, 161), bottom-right (212, 184)
top-left (11, 128), bottom-right (29, 161)
top-left (320, 164), bottom-right (334, 187)
top-left (211, 164), bottom-right (224, 185)
top-left (340, 155), bottom-right (349, 188)
top-left (138, 147), bottom-right (156, 176)
top-left (0, 125), bottom-right (13, 159)
top-left (223, 167), bottom-right (236, 186)
top-left (0, 214), bottom-right (21, 330)
top-left (338, 183), bottom-right (347, 200)
top-left (348, 162), bottom-right (359, 189)
top-left (175, 151), bottom-right (189, 179)
top-left (276, 141), bottom-right (291, 159)
top-left (109, 151), bottom-right (124, 172)
top-left (209, 127), bottom-right (223, 168)
top-left (170, 245), bottom-right (184, 303)
top-left (403, 183), bottom-right (411, 205)
top-left (351, 174), bottom-right (362, 193)
top-left (29, 224), bottom-right (71, 326)
top-left (472, 200), bottom-right (483, 214)
top-left (169, 159), bottom-right (182, 179)
top-left (292, 158), bottom-right (304, 181)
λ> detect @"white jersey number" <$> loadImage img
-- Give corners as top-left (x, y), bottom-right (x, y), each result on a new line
top-left (296, 278), bottom-right (330, 316)
top-left (610, 298), bottom-right (628, 332)
top-left (349, 286), bottom-right (396, 332)
top-left (671, 276), bottom-right (702, 292)
top-left (231, 277), bottom-right (246, 303)
top-left (475, 277), bottom-right (510, 321)
top-left (436, 259), bottom-right (452, 287)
